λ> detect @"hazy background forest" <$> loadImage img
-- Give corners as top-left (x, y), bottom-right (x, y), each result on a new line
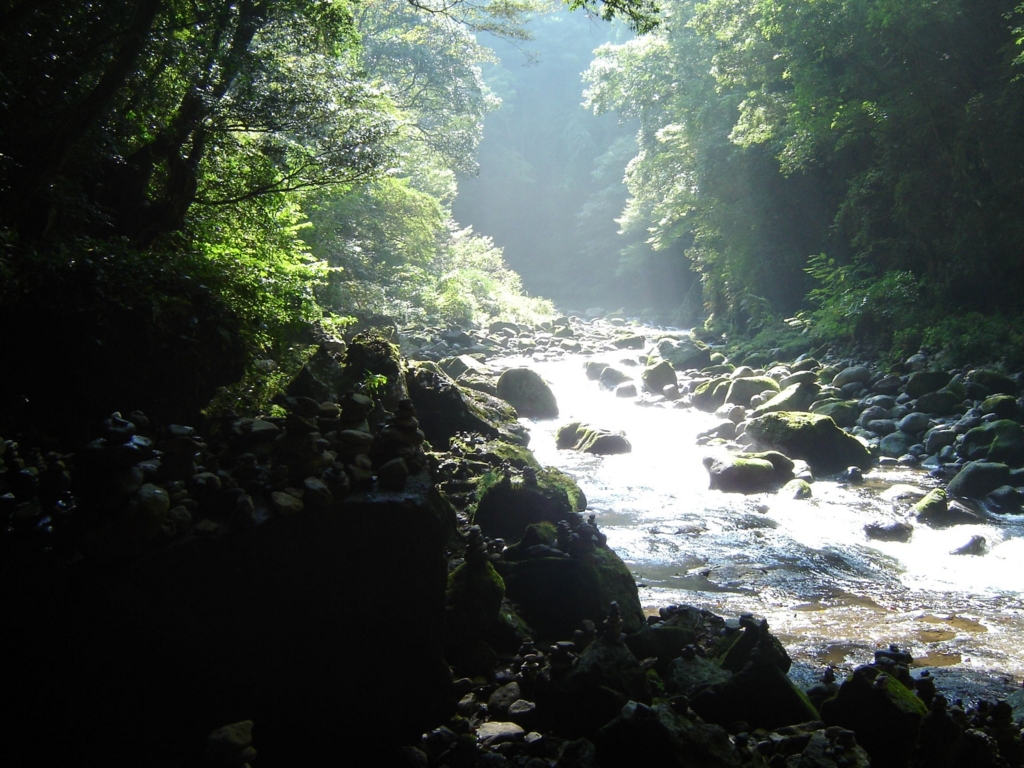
top-left (2, 0), bottom-right (1024, 434)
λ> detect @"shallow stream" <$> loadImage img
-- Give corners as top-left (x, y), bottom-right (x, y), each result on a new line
top-left (499, 352), bottom-right (1024, 686)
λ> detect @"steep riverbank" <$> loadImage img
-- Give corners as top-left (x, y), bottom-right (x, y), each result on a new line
top-left (2, 315), bottom-right (1023, 765)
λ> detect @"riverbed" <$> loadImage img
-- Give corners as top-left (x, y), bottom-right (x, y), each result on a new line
top-left (499, 351), bottom-right (1024, 686)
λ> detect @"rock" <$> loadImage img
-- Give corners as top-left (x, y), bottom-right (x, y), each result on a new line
top-left (406, 362), bottom-right (528, 447)
top-left (783, 478), bottom-right (813, 498)
top-left (570, 635), bottom-right (652, 704)
top-left (595, 701), bottom-right (742, 768)
top-left (497, 547), bottom-right (644, 640)
top-left (584, 361), bottom-right (608, 380)
top-left (946, 461), bottom-right (1011, 500)
top-left (864, 521), bottom-right (913, 542)
top-left (206, 720), bottom-right (256, 765)
top-left (986, 484), bottom-right (1024, 513)
top-left (745, 412), bottom-right (873, 475)
top-left (476, 721), bottom-right (524, 745)
top-left (916, 389), bottom-right (962, 415)
top-left (271, 490), bottom-right (304, 517)
top-left (796, 729), bottom-right (872, 768)
top-left (556, 421), bottom-right (631, 455)
top-left (924, 427), bottom-right (957, 455)
top-left (641, 361), bottom-right (677, 394)
top-left (692, 377), bottom-right (732, 412)
top-left (488, 681), bottom-right (522, 719)
top-left (951, 535), bottom-right (987, 555)
top-left (810, 400), bottom-right (860, 428)
top-left (725, 376), bottom-right (780, 407)
top-left (474, 470), bottom-right (584, 542)
top-left (615, 382), bottom-right (638, 398)
top-left (832, 366), bottom-right (872, 389)
top-left (960, 420), bottom-right (1024, 465)
top-left (625, 625), bottom-right (699, 675)
top-left (821, 667), bottom-right (927, 768)
top-left (969, 369), bottom-right (1018, 396)
top-left (704, 455), bottom-right (779, 494)
top-left (689, 656), bottom-right (820, 731)
top-left (906, 370), bottom-right (953, 398)
top-left (752, 382), bottom-right (821, 417)
top-left (879, 431), bottom-right (914, 458)
top-left (897, 412), bottom-right (931, 434)
top-left (599, 366), bottom-right (632, 388)
top-left (653, 337), bottom-right (712, 371)
top-left (666, 653), bottom-right (731, 695)
top-left (439, 354), bottom-right (488, 380)
top-left (496, 367), bottom-right (559, 419)
top-left (612, 333), bottom-right (645, 349)
top-left (980, 394), bottom-right (1018, 419)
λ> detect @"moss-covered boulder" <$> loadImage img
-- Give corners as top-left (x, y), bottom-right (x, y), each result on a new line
top-left (406, 362), bottom-right (528, 447)
top-left (969, 369), bottom-right (1018, 396)
top-left (810, 399), bottom-right (860, 428)
top-left (689, 658), bottom-right (819, 732)
top-left (915, 388), bottom-right (962, 415)
top-left (821, 667), bottom-right (927, 768)
top-left (960, 419), bottom-right (1024, 464)
top-left (342, 331), bottom-right (409, 410)
top-left (496, 367), bottom-right (559, 419)
top-left (613, 333), bottom-right (646, 349)
top-left (945, 461), bottom-right (1012, 501)
top-left (745, 411), bottom-right (873, 475)
top-left (980, 394), bottom-right (1019, 419)
top-left (692, 377), bottom-right (732, 412)
top-left (703, 455), bottom-right (780, 494)
top-left (724, 376), bottom-right (780, 407)
top-left (473, 470), bottom-right (585, 542)
top-left (906, 370), bottom-right (953, 398)
top-left (556, 421), bottom-right (631, 455)
top-left (497, 546), bottom-right (644, 640)
top-left (752, 381), bottom-right (821, 417)
top-left (652, 337), bottom-right (713, 371)
top-left (642, 360), bottom-right (678, 394)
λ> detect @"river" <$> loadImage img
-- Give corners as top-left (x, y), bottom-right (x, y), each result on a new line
top-left (497, 351), bottom-right (1024, 688)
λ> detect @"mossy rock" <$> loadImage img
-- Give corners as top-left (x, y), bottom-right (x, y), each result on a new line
top-left (702, 363), bottom-right (735, 377)
top-left (613, 333), bottom-right (646, 349)
top-left (905, 370), bottom-right (953, 398)
top-left (690, 659), bottom-right (819, 732)
top-left (624, 625), bottom-right (698, 676)
top-left (960, 419), bottom-right (1024, 464)
top-left (704, 456), bottom-right (778, 494)
top-left (724, 375), bottom-right (780, 407)
top-left (641, 360), bottom-right (677, 394)
top-left (970, 369), bottom-right (1018, 396)
top-left (556, 421), bottom-right (631, 455)
top-left (406, 362), bottom-right (529, 447)
top-left (821, 668), bottom-right (926, 768)
top-left (502, 522), bottom-right (559, 561)
top-left (452, 436), bottom-right (540, 471)
top-left (651, 337), bottom-right (712, 371)
top-left (915, 388), bottom-right (962, 415)
top-left (810, 399), bottom-right (860, 428)
top-left (342, 331), bottom-right (407, 410)
top-left (497, 546), bottom-right (644, 639)
top-left (980, 394), bottom-right (1019, 420)
top-left (496, 367), bottom-right (559, 419)
top-left (751, 381), bottom-right (821, 417)
top-left (945, 461), bottom-right (1012, 501)
top-left (473, 471), bottom-right (583, 542)
top-left (745, 411), bottom-right (873, 475)
top-left (692, 376), bottom-right (731, 412)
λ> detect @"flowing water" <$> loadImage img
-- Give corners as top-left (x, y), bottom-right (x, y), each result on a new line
top-left (497, 351), bottom-right (1024, 686)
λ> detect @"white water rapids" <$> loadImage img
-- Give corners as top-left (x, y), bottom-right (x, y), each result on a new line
top-left (498, 353), bottom-right (1024, 685)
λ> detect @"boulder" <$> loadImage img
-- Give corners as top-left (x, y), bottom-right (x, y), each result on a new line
top-left (704, 455), bottom-right (781, 494)
top-left (745, 412), bottom-right (873, 475)
top-left (946, 461), bottom-right (1012, 501)
top-left (497, 547), bottom-right (644, 640)
top-left (653, 337), bottom-right (712, 371)
top-left (496, 367), bottom-right (559, 419)
top-left (879, 431), bottom-right (914, 458)
top-left (724, 376), bottom-right (780, 407)
top-left (979, 394), bottom-right (1018, 419)
top-left (406, 362), bottom-right (528, 447)
top-left (959, 420), bottom-right (1024, 465)
top-left (832, 366), bottom-right (872, 389)
top-left (810, 400), bottom-right (860, 428)
top-left (595, 702), bottom-right (742, 768)
top-left (642, 360), bottom-right (678, 394)
top-left (752, 382), bottom-right (821, 417)
top-left (915, 389), bottom-right (961, 415)
top-left (474, 470), bottom-right (586, 542)
top-left (613, 333), bottom-right (645, 349)
top-left (969, 369), bottom-right (1018, 396)
top-left (906, 370), bottom-right (953, 399)
top-left (821, 667), bottom-right (927, 768)
top-left (556, 421), bottom-right (632, 455)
